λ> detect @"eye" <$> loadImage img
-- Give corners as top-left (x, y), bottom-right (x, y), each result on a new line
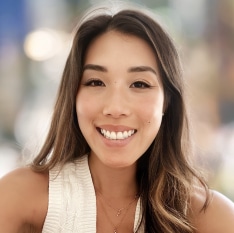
top-left (84, 79), bottom-right (105, 87)
top-left (130, 81), bottom-right (151, 89)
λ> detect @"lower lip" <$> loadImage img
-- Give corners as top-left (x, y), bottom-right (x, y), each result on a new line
top-left (99, 133), bottom-right (135, 147)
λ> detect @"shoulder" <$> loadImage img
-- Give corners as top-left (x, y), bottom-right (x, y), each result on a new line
top-left (190, 187), bottom-right (234, 233)
top-left (0, 167), bottom-right (49, 232)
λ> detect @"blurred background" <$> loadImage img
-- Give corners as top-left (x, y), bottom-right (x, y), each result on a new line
top-left (0, 0), bottom-right (234, 200)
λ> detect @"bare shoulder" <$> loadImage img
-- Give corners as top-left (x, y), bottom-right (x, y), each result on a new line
top-left (0, 167), bottom-right (49, 232)
top-left (190, 186), bottom-right (234, 233)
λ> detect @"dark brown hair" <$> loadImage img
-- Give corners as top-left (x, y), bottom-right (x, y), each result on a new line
top-left (32, 6), bottom-right (209, 233)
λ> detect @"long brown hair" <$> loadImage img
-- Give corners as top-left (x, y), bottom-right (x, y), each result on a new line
top-left (32, 6), bottom-right (209, 233)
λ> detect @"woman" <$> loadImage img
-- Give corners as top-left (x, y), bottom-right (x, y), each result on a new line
top-left (0, 5), bottom-right (234, 233)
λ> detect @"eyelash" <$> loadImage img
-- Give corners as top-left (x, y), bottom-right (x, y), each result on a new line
top-left (83, 79), bottom-right (151, 89)
top-left (83, 79), bottom-right (105, 87)
top-left (130, 81), bottom-right (151, 89)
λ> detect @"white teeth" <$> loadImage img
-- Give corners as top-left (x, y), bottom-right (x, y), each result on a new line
top-left (106, 130), bottom-right (110, 138)
top-left (123, 131), bottom-right (128, 138)
top-left (110, 131), bottom-right (117, 140)
top-left (100, 129), bottom-right (135, 140)
top-left (128, 130), bottom-right (134, 136)
top-left (116, 132), bottom-right (123, 139)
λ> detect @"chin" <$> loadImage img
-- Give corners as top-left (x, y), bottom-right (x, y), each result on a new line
top-left (103, 157), bottom-right (137, 169)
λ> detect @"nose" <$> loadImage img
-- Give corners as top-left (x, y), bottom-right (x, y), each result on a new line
top-left (102, 88), bottom-right (130, 118)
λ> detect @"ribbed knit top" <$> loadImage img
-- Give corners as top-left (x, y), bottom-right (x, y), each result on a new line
top-left (42, 155), bottom-right (143, 233)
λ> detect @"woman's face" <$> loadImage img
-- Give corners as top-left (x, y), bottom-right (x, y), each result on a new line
top-left (76, 30), bottom-right (164, 168)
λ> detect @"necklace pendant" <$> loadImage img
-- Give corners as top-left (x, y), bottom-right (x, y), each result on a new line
top-left (117, 209), bottom-right (121, 216)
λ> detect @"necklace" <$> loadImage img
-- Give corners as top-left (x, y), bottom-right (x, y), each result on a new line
top-left (97, 192), bottom-right (138, 233)
top-left (97, 190), bottom-right (138, 217)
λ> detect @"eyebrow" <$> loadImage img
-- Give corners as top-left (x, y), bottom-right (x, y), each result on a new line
top-left (83, 64), bottom-right (107, 72)
top-left (83, 64), bottom-right (157, 76)
top-left (128, 66), bottom-right (157, 75)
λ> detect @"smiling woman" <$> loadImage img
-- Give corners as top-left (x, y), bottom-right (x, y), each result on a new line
top-left (0, 4), bottom-right (234, 233)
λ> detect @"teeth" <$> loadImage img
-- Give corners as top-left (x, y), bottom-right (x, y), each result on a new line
top-left (116, 132), bottom-right (123, 139)
top-left (100, 129), bottom-right (135, 140)
top-left (110, 131), bottom-right (117, 140)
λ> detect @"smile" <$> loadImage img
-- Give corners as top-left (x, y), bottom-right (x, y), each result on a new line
top-left (99, 128), bottom-right (136, 140)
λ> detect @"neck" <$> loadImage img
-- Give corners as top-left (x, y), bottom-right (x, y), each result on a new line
top-left (88, 154), bottom-right (138, 198)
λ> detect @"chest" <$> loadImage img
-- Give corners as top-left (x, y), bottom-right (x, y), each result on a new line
top-left (41, 157), bottom-right (143, 232)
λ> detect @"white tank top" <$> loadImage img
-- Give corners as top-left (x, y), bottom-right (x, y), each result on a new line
top-left (42, 155), bottom-right (143, 232)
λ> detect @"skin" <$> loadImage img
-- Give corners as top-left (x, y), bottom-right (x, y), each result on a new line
top-left (0, 30), bottom-right (234, 232)
top-left (0, 168), bottom-right (48, 232)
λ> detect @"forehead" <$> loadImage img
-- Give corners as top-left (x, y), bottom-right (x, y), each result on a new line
top-left (84, 30), bottom-right (158, 70)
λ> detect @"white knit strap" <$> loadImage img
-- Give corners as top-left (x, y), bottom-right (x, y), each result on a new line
top-left (42, 155), bottom-right (96, 232)
top-left (42, 164), bottom-right (63, 232)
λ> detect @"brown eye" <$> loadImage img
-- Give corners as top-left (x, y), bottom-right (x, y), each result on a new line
top-left (130, 81), bottom-right (150, 89)
top-left (84, 79), bottom-right (105, 87)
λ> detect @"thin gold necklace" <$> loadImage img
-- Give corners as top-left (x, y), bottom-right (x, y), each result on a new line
top-left (97, 192), bottom-right (138, 233)
top-left (97, 190), bottom-right (138, 216)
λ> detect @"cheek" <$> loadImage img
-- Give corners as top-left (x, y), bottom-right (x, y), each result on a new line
top-left (76, 92), bottom-right (94, 119)
top-left (140, 94), bottom-right (164, 124)
top-left (76, 94), bottom-right (95, 138)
